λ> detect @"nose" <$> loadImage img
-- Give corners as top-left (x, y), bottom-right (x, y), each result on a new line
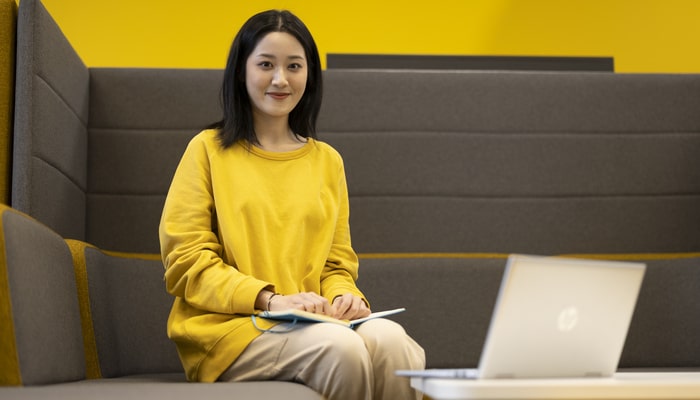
top-left (272, 67), bottom-right (288, 87)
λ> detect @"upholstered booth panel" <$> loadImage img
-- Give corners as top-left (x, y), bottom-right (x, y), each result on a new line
top-left (327, 130), bottom-right (700, 253)
top-left (83, 247), bottom-right (182, 378)
top-left (346, 197), bottom-right (700, 254)
top-left (0, 206), bottom-right (85, 385)
top-left (12, 0), bottom-right (89, 240)
top-left (88, 68), bottom-right (223, 130)
top-left (85, 247), bottom-right (184, 379)
top-left (87, 195), bottom-right (168, 254)
top-left (358, 254), bottom-right (700, 369)
top-left (319, 70), bottom-right (700, 133)
top-left (619, 257), bottom-right (700, 368)
top-left (77, 69), bottom-right (700, 256)
top-left (317, 70), bottom-right (700, 254)
top-left (28, 160), bottom-right (86, 242)
top-left (358, 256), bottom-right (506, 368)
top-left (87, 126), bottom-right (194, 252)
top-left (87, 68), bottom-right (222, 252)
top-left (326, 132), bottom-right (700, 197)
top-left (16, 56), bottom-right (700, 258)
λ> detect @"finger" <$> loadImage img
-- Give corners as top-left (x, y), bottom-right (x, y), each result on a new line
top-left (336, 295), bottom-right (364, 319)
top-left (332, 294), bottom-right (351, 318)
top-left (344, 296), bottom-right (362, 319)
top-left (344, 296), bottom-right (370, 320)
top-left (299, 292), bottom-right (331, 315)
top-left (321, 298), bottom-right (333, 315)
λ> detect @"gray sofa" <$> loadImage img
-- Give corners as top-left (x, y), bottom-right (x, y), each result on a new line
top-left (2, 0), bottom-right (700, 398)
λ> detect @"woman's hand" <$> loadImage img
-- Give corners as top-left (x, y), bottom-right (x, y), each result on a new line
top-left (331, 293), bottom-right (371, 320)
top-left (265, 291), bottom-right (333, 316)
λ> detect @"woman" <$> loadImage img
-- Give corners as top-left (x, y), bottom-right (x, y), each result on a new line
top-left (159, 9), bottom-right (425, 399)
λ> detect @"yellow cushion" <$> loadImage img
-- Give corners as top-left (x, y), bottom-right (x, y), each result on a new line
top-left (0, 205), bottom-right (21, 385)
top-left (0, 0), bottom-right (17, 205)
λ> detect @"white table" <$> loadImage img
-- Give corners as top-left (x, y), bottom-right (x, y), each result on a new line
top-left (411, 372), bottom-right (700, 399)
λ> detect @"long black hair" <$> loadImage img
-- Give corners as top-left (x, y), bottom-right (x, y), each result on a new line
top-left (212, 10), bottom-right (323, 149)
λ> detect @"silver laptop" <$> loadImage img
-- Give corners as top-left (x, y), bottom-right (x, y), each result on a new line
top-left (397, 254), bottom-right (646, 380)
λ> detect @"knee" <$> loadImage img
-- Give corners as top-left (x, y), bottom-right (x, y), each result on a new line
top-left (316, 325), bottom-right (372, 370)
top-left (358, 318), bottom-right (410, 350)
top-left (357, 319), bottom-right (426, 369)
top-left (292, 324), bottom-right (374, 399)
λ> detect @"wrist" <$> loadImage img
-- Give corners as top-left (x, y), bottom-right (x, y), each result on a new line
top-left (255, 289), bottom-right (276, 311)
top-left (266, 293), bottom-right (279, 312)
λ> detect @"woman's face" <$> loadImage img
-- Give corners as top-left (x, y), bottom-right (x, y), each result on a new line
top-left (245, 32), bottom-right (308, 122)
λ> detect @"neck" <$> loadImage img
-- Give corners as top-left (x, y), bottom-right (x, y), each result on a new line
top-left (253, 116), bottom-right (306, 151)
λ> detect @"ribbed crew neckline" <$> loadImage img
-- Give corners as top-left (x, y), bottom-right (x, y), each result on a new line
top-left (244, 138), bottom-right (315, 161)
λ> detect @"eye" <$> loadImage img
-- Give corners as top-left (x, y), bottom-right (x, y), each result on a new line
top-left (258, 61), bottom-right (273, 69)
top-left (288, 63), bottom-right (304, 71)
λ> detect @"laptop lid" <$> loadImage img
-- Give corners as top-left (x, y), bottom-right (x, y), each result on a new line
top-left (477, 254), bottom-right (646, 379)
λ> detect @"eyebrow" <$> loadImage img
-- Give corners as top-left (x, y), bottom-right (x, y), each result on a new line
top-left (256, 53), bottom-right (306, 61)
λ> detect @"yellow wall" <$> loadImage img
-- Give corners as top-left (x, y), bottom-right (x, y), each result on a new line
top-left (36, 0), bottom-right (700, 73)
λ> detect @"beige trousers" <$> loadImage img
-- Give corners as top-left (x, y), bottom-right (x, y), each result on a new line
top-left (219, 318), bottom-right (425, 400)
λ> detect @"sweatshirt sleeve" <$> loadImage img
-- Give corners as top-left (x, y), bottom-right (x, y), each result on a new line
top-left (320, 154), bottom-right (368, 305)
top-left (159, 133), bottom-right (271, 315)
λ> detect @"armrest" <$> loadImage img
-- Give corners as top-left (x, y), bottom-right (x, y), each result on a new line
top-left (0, 204), bottom-right (85, 385)
top-left (66, 239), bottom-right (183, 378)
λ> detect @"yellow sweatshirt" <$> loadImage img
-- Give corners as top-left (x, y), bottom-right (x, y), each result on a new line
top-left (159, 129), bottom-right (366, 382)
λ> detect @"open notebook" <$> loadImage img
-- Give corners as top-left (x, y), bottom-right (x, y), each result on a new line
top-left (397, 254), bottom-right (645, 380)
top-left (256, 307), bottom-right (405, 328)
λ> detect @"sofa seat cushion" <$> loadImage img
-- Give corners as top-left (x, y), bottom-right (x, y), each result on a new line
top-left (0, 375), bottom-right (323, 399)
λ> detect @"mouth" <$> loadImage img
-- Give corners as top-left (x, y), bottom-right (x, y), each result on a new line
top-left (267, 92), bottom-right (291, 100)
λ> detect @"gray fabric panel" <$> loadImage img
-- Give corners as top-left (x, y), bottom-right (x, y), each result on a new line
top-left (88, 129), bottom-right (196, 194)
top-left (15, 0), bottom-right (88, 118)
top-left (87, 194), bottom-right (164, 253)
top-left (0, 379), bottom-right (322, 399)
top-left (84, 248), bottom-right (182, 377)
top-left (29, 159), bottom-right (85, 241)
top-left (2, 209), bottom-right (85, 384)
top-left (319, 70), bottom-right (700, 133)
top-left (27, 64), bottom-right (700, 259)
top-left (88, 68), bottom-right (222, 129)
top-left (348, 196), bottom-right (700, 254)
top-left (325, 131), bottom-right (700, 197)
top-left (359, 256), bottom-right (700, 369)
top-left (12, 0), bottom-right (88, 239)
top-left (86, 68), bottom-right (220, 252)
top-left (620, 258), bottom-right (700, 368)
top-left (326, 54), bottom-right (614, 71)
top-left (32, 78), bottom-right (88, 188)
top-left (358, 257), bottom-right (506, 368)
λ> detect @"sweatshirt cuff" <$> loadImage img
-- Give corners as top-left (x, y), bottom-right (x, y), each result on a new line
top-left (233, 278), bottom-right (274, 315)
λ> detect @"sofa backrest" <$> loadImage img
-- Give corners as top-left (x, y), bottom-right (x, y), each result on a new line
top-left (13, 0), bottom-right (89, 242)
top-left (12, 0), bottom-right (700, 257)
top-left (35, 68), bottom-right (700, 255)
top-left (103, 69), bottom-right (700, 255)
top-left (320, 70), bottom-right (700, 255)
top-left (86, 68), bottom-right (222, 253)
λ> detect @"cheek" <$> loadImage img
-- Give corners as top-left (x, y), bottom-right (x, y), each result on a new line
top-left (245, 72), bottom-right (260, 96)
top-left (244, 65), bottom-right (267, 95)
top-left (295, 75), bottom-right (308, 97)
top-left (245, 79), bottom-right (255, 100)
